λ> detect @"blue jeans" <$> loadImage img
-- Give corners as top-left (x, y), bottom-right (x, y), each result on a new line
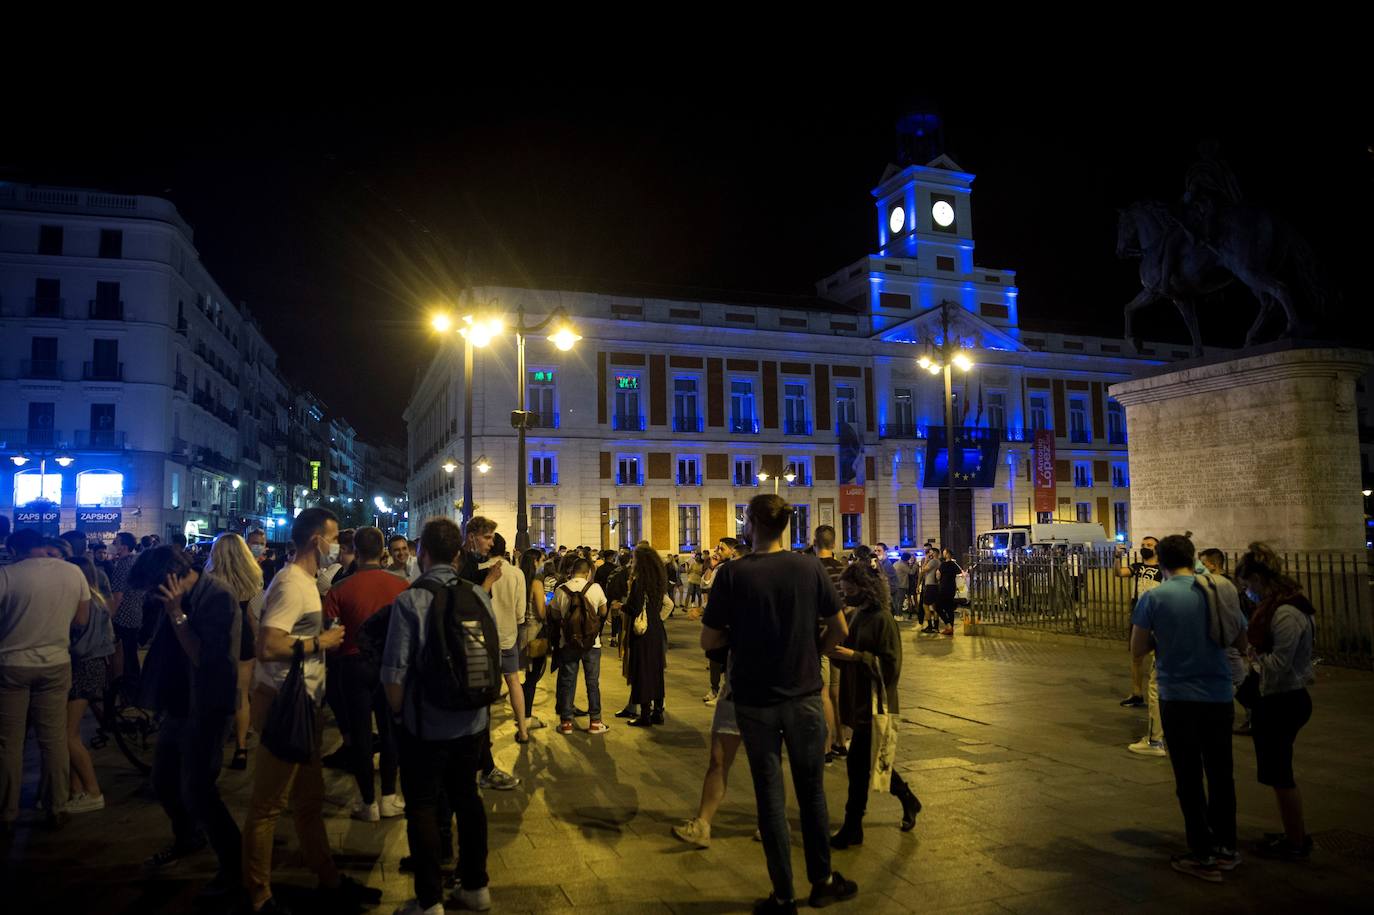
top-left (735, 693), bottom-right (831, 901)
top-left (556, 646), bottom-right (602, 722)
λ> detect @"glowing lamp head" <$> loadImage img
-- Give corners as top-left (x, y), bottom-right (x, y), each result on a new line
top-left (266, 485), bottom-right (275, 494)
top-left (460, 315), bottom-right (502, 348)
top-left (431, 314), bottom-right (453, 333)
top-left (54, 453), bottom-right (75, 468)
top-left (756, 471), bottom-right (769, 483)
top-left (10, 454), bottom-right (29, 466)
top-left (927, 362), bottom-right (942, 375)
top-left (548, 326), bottom-right (581, 351)
top-left (476, 456), bottom-right (491, 475)
top-left (442, 460), bottom-right (457, 474)
top-left (917, 354), bottom-right (931, 369)
top-left (231, 478), bottom-right (241, 490)
top-left (784, 470), bottom-right (797, 484)
top-left (1365, 489), bottom-right (1373, 498)
top-left (953, 352), bottom-right (974, 372)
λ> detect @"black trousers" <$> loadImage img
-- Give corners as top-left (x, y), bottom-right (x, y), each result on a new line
top-left (339, 656), bottom-right (396, 805)
top-left (152, 713), bottom-right (240, 875)
top-left (844, 722), bottom-right (910, 829)
top-left (522, 655), bottom-right (546, 715)
top-left (396, 727), bottom-right (487, 907)
top-left (709, 659), bottom-right (724, 693)
top-left (1159, 700), bottom-right (1236, 856)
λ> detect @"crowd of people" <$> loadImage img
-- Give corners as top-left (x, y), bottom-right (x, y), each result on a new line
top-left (0, 500), bottom-right (1322, 911)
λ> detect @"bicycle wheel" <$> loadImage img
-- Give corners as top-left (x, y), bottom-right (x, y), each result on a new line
top-left (105, 677), bottom-right (161, 774)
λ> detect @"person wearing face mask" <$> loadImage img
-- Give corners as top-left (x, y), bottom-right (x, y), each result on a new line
top-left (1119, 536), bottom-right (1168, 757)
top-left (242, 508), bottom-right (378, 914)
top-left (246, 528), bottom-right (279, 590)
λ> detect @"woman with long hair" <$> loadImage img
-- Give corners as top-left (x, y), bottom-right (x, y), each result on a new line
top-left (203, 532), bottom-right (265, 770)
top-left (827, 561), bottom-right (920, 848)
top-left (1235, 542), bottom-right (1316, 860)
top-left (624, 544), bottom-right (673, 726)
top-left (66, 555), bottom-right (115, 812)
top-left (519, 548), bottom-right (549, 732)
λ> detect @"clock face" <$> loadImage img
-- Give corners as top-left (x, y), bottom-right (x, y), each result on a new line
top-left (932, 200), bottom-right (955, 228)
top-left (888, 205), bottom-right (905, 234)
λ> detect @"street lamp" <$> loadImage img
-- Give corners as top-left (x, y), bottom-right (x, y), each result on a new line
top-left (431, 310), bottom-right (500, 530)
top-left (757, 467), bottom-right (798, 494)
top-left (8, 447), bottom-right (75, 525)
top-left (442, 454), bottom-right (491, 520)
top-left (919, 301), bottom-right (977, 553)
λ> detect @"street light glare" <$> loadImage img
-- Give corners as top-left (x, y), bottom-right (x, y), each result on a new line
top-left (431, 314), bottom-right (453, 332)
top-left (548, 326), bottom-right (581, 351)
top-left (54, 454), bottom-right (74, 467)
top-left (756, 471), bottom-right (769, 482)
top-left (917, 354), bottom-right (931, 369)
top-left (476, 457), bottom-right (492, 474)
top-left (784, 471), bottom-right (797, 483)
top-left (442, 460), bottom-right (458, 474)
top-left (927, 362), bottom-right (942, 375)
top-left (953, 352), bottom-right (974, 371)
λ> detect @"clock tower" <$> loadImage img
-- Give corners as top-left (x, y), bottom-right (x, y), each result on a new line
top-left (874, 153), bottom-right (973, 262)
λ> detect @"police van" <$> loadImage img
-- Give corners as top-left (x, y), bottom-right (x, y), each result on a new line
top-left (976, 522), bottom-right (1114, 554)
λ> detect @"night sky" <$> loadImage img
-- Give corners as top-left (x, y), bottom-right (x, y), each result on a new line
top-left (8, 78), bottom-right (1370, 444)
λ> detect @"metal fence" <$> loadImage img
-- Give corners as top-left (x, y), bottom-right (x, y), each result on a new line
top-left (965, 548), bottom-right (1374, 670)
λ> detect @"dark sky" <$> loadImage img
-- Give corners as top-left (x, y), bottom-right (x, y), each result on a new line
top-left (8, 77), bottom-right (1370, 443)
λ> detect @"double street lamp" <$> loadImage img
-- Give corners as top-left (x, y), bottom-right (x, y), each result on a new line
top-left (431, 302), bottom-right (581, 547)
top-left (756, 467), bottom-right (797, 494)
top-left (917, 301), bottom-right (977, 552)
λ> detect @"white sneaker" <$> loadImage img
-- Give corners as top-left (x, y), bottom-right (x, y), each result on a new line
top-left (672, 817), bottom-right (711, 849)
top-left (351, 801), bottom-right (380, 822)
top-left (379, 794), bottom-right (405, 818)
top-left (67, 793), bottom-right (105, 814)
top-left (702, 688), bottom-right (717, 703)
top-left (393, 900), bottom-right (444, 915)
top-left (450, 885), bottom-right (492, 911)
top-left (1128, 738), bottom-right (1167, 757)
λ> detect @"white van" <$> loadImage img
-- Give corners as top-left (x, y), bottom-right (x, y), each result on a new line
top-left (976, 521), bottom-right (1114, 553)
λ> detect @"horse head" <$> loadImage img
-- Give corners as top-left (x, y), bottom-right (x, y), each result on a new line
top-left (1117, 201), bottom-right (1171, 259)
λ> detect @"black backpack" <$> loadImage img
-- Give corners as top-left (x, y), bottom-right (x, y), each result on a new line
top-left (413, 578), bottom-right (502, 715)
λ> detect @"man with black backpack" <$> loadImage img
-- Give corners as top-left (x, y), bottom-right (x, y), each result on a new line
top-left (383, 517), bottom-right (500, 914)
top-left (549, 556), bottom-right (610, 735)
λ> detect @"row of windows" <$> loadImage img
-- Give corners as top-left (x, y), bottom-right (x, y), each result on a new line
top-left (35, 225), bottom-right (123, 259)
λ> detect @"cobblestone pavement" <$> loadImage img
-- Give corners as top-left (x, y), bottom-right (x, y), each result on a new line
top-left (6, 617), bottom-right (1374, 913)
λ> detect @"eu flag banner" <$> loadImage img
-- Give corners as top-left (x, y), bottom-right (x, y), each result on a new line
top-left (923, 427), bottom-right (1002, 488)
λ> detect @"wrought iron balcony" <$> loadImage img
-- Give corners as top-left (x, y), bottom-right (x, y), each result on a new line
top-left (0, 428), bottom-right (61, 450)
top-left (879, 421), bottom-right (917, 439)
top-left (729, 417), bottom-right (759, 434)
top-left (88, 299), bottom-right (124, 320)
top-left (673, 415), bottom-right (703, 433)
top-left (82, 361), bottom-right (123, 381)
top-left (20, 359), bottom-right (61, 379)
top-left (1069, 429), bottom-right (1092, 444)
top-left (529, 472), bottom-right (559, 486)
top-left (616, 472), bottom-right (644, 486)
top-left (784, 418), bottom-right (812, 435)
top-left (74, 429), bottom-right (126, 449)
top-left (676, 473), bottom-right (702, 486)
top-left (528, 411), bottom-right (559, 429)
top-left (612, 414), bottom-right (645, 432)
top-left (28, 297), bottom-right (63, 318)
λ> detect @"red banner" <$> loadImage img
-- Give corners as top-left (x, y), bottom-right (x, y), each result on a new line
top-left (1033, 429), bottom-right (1056, 513)
top-left (839, 484), bottom-right (866, 515)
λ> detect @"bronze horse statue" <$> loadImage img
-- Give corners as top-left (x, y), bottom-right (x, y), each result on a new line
top-left (1117, 200), bottom-right (1321, 355)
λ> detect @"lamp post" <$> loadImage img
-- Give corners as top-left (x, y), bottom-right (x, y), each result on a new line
top-left (917, 301), bottom-right (976, 553)
top-left (432, 313), bottom-right (500, 531)
top-left (508, 305), bottom-right (580, 552)
top-left (9, 448), bottom-right (75, 531)
top-left (442, 455), bottom-right (490, 523)
top-left (756, 466), bottom-right (797, 494)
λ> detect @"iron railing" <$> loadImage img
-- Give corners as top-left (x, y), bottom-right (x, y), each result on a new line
top-left (966, 548), bottom-right (1373, 669)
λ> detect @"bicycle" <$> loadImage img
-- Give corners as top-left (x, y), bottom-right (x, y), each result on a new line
top-left (88, 675), bottom-right (162, 774)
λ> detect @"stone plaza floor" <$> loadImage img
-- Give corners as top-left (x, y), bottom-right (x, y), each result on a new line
top-left (5, 616), bottom-right (1374, 913)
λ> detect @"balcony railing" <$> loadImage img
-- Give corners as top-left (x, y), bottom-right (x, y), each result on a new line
top-left (676, 474), bottom-right (703, 486)
top-left (20, 359), bottom-right (61, 379)
top-left (1069, 429), bottom-right (1091, 444)
top-left (82, 361), bottom-right (123, 381)
top-left (880, 421), bottom-right (918, 439)
top-left (784, 418), bottom-right (812, 435)
top-left (1073, 475), bottom-right (1094, 489)
top-left (1108, 430), bottom-right (1127, 445)
top-left (729, 417), bottom-right (760, 434)
top-left (74, 429), bottom-right (126, 449)
top-left (0, 429), bottom-right (61, 450)
top-left (733, 475), bottom-right (759, 487)
top-left (612, 414), bottom-right (645, 432)
top-left (28, 297), bottom-right (63, 318)
top-left (528, 412), bottom-right (559, 429)
top-left (616, 473), bottom-right (644, 486)
top-left (88, 299), bottom-right (124, 320)
top-left (787, 474), bottom-right (813, 487)
top-left (529, 472), bottom-right (559, 486)
top-left (673, 415), bottom-right (703, 433)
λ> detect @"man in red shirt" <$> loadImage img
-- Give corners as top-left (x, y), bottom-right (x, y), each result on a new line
top-left (324, 526), bottom-right (409, 821)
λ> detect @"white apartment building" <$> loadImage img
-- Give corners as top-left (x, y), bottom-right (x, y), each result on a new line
top-left (405, 156), bottom-right (1209, 554)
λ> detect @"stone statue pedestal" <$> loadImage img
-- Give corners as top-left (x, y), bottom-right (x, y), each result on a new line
top-left (1109, 344), bottom-right (1373, 553)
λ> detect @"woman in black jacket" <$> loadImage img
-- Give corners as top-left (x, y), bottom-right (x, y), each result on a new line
top-left (827, 562), bottom-right (920, 847)
top-left (624, 544), bottom-right (672, 726)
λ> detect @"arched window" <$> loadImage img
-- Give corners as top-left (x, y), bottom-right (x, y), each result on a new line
top-left (14, 469), bottom-right (62, 505)
top-left (76, 469), bottom-right (124, 507)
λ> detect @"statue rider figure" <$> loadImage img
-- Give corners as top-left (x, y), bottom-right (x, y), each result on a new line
top-left (1180, 139), bottom-right (1243, 249)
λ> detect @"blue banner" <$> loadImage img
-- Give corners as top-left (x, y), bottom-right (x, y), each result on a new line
top-left (923, 427), bottom-right (1002, 488)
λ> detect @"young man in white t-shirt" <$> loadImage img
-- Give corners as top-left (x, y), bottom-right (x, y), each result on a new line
top-left (548, 557), bottom-right (608, 734)
top-left (242, 508), bottom-right (377, 914)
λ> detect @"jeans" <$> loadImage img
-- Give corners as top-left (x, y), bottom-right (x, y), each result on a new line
top-left (0, 662), bottom-right (71, 823)
top-left (1159, 700), bottom-right (1236, 856)
top-left (154, 713), bottom-right (241, 875)
top-left (396, 726), bottom-right (488, 907)
top-left (556, 647), bottom-right (602, 721)
top-left (339, 656), bottom-right (396, 805)
top-left (523, 655), bottom-right (546, 714)
top-left (844, 722), bottom-right (911, 830)
top-left (735, 693), bottom-right (831, 901)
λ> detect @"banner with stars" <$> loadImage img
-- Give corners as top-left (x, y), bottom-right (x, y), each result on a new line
top-left (922, 427), bottom-right (1001, 488)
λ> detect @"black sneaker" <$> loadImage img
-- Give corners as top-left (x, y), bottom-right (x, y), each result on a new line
top-left (1120, 695), bottom-right (1146, 708)
top-left (752, 894), bottom-right (798, 914)
top-left (830, 744), bottom-right (848, 759)
top-left (1255, 834), bottom-right (1313, 861)
top-left (144, 836), bottom-right (208, 870)
top-left (809, 871), bottom-right (858, 908)
top-left (1170, 853), bottom-right (1223, 883)
top-left (613, 706), bottom-right (639, 719)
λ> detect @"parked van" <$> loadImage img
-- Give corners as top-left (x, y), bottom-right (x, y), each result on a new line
top-left (976, 522), bottom-right (1114, 553)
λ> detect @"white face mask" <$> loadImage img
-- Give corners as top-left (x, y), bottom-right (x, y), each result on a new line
top-left (320, 540), bottom-right (340, 566)
top-left (249, 543), bottom-right (266, 560)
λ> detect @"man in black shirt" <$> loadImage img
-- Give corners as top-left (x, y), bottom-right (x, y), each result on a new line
top-left (702, 494), bottom-right (857, 914)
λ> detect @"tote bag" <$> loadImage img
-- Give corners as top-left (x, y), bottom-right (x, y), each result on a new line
top-left (870, 671), bottom-right (898, 794)
top-left (261, 641), bottom-right (318, 764)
